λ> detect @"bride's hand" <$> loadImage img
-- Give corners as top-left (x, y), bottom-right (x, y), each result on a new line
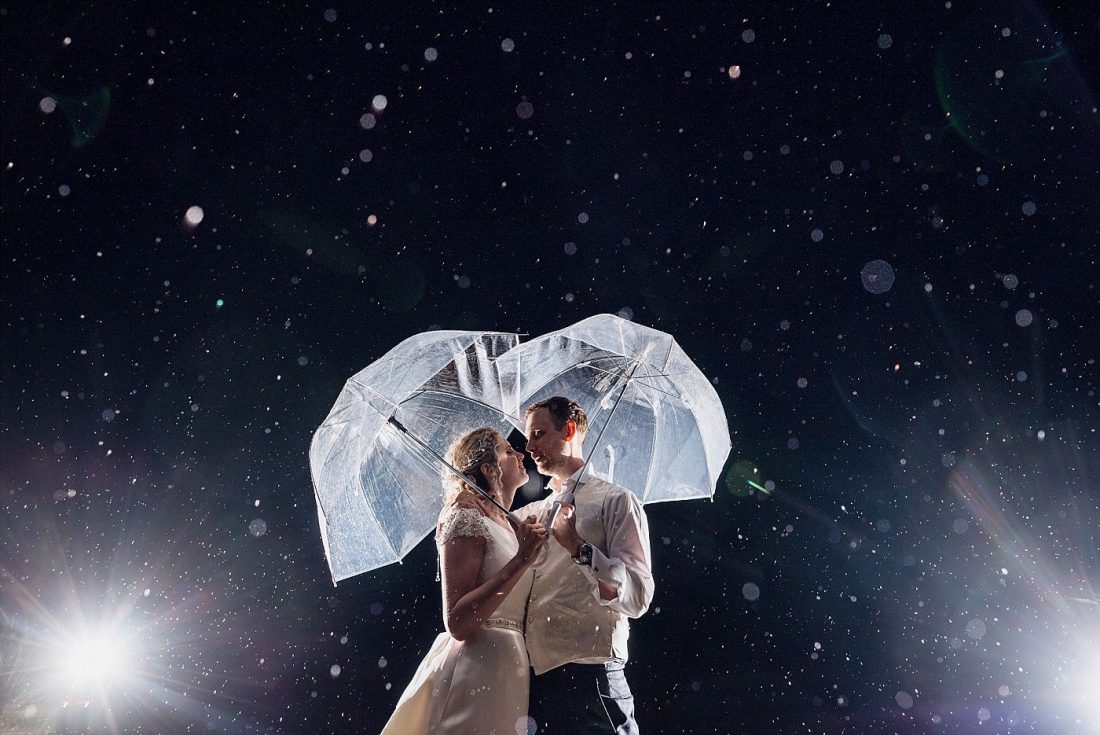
top-left (514, 515), bottom-right (547, 564)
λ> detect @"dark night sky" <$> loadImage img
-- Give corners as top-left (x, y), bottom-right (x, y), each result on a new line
top-left (2, 1), bottom-right (1099, 733)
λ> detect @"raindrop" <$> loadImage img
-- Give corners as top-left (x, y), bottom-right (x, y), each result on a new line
top-left (516, 101), bottom-right (534, 119)
top-left (249, 519), bottom-right (268, 537)
top-left (810, 228), bottom-right (824, 242)
top-left (424, 47), bottom-right (438, 62)
top-left (860, 260), bottom-right (895, 294)
top-left (741, 582), bottom-right (760, 601)
top-left (1015, 309), bottom-right (1033, 327)
top-left (501, 38), bottom-right (515, 52)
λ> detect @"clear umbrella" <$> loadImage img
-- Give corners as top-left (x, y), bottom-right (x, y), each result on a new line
top-left (309, 330), bottom-right (520, 583)
top-left (498, 314), bottom-right (731, 505)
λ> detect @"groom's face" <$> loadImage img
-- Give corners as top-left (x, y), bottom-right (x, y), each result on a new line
top-left (523, 408), bottom-right (568, 476)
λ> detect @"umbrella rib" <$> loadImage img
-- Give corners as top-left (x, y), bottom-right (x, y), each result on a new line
top-left (363, 424), bottom-right (415, 560)
top-left (561, 350), bottom-right (688, 402)
top-left (659, 373), bottom-right (726, 500)
top-left (578, 361), bottom-right (678, 392)
top-left (639, 387), bottom-right (662, 503)
top-left (398, 389), bottom-right (523, 424)
top-left (661, 335), bottom-right (676, 374)
top-left (311, 423), bottom-right (354, 522)
top-left (346, 376), bottom-right (400, 413)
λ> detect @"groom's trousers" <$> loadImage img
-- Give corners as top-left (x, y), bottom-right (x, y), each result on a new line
top-left (528, 660), bottom-right (639, 734)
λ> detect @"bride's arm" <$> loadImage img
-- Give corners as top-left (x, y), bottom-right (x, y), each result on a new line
top-left (440, 509), bottom-right (545, 641)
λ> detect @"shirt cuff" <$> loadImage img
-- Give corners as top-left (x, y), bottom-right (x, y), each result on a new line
top-left (581, 545), bottom-right (621, 604)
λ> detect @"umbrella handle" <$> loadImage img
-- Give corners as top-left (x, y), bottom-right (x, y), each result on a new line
top-left (545, 500), bottom-right (563, 534)
top-left (544, 486), bottom-right (575, 534)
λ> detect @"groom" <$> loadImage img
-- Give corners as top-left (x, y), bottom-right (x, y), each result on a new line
top-left (519, 396), bottom-right (654, 734)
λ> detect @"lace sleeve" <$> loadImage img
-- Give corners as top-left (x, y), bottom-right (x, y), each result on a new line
top-left (437, 506), bottom-right (493, 544)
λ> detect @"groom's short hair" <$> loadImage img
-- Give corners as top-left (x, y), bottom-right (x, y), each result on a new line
top-left (525, 396), bottom-right (589, 435)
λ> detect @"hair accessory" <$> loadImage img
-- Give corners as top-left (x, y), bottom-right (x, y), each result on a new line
top-left (459, 431), bottom-right (498, 473)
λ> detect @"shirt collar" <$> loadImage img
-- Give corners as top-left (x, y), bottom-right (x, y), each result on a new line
top-left (549, 466), bottom-right (589, 495)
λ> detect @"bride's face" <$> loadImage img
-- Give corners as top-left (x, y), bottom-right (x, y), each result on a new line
top-left (492, 436), bottom-right (528, 493)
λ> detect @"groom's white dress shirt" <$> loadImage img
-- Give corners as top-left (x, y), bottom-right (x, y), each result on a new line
top-left (518, 468), bottom-right (654, 675)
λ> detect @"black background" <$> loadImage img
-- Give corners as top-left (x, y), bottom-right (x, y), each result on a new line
top-left (3, 1), bottom-right (1098, 733)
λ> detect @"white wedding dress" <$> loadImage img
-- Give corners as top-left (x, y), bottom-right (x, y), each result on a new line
top-left (381, 507), bottom-right (532, 735)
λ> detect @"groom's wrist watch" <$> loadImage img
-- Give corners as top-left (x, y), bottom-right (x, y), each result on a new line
top-left (572, 542), bottom-right (593, 567)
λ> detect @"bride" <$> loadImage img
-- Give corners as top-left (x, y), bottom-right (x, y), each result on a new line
top-left (381, 427), bottom-right (547, 734)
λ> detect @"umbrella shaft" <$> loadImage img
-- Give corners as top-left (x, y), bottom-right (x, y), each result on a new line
top-left (386, 416), bottom-right (519, 525)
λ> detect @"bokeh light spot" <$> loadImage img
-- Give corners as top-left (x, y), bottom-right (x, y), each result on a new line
top-left (184, 205), bottom-right (204, 226)
top-left (860, 260), bottom-right (895, 294)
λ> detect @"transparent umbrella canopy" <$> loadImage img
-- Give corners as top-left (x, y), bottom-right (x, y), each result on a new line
top-left (497, 314), bottom-right (731, 504)
top-left (309, 330), bottom-right (520, 583)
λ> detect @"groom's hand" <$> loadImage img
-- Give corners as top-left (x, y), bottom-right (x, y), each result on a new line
top-left (552, 504), bottom-right (619, 601)
top-left (550, 503), bottom-right (584, 556)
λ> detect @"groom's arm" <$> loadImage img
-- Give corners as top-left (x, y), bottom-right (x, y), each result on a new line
top-left (582, 491), bottom-right (654, 618)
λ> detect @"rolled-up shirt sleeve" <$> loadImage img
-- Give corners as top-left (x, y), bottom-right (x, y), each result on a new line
top-left (580, 490), bottom-right (654, 618)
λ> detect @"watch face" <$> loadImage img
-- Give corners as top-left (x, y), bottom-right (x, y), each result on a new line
top-left (575, 543), bottom-right (592, 565)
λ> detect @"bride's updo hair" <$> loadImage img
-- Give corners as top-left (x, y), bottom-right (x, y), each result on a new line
top-left (443, 428), bottom-right (501, 500)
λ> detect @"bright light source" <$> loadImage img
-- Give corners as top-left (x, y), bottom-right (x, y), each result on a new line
top-left (53, 627), bottom-right (133, 690)
top-left (62, 635), bottom-right (125, 682)
top-left (1068, 643), bottom-right (1100, 732)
